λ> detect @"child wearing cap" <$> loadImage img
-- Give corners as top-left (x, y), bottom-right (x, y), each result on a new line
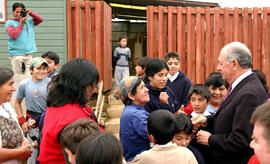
top-left (14, 57), bottom-right (51, 163)
top-left (114, 76), bottom-right (150, 162)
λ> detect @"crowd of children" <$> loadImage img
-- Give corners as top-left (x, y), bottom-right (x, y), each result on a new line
top-left (2, 33), bottom-right (270, 164)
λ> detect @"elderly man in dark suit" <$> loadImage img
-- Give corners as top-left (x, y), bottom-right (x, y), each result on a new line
top-left (193, 42), bottom-right (268, 164)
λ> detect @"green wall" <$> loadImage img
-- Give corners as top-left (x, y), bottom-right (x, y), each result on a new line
top-left (0, 0), bottom-right (67, 68)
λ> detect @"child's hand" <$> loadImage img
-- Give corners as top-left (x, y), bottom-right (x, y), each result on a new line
top-left (21, 122), bottom-right (29, 134)
top-left (159, 92), bottom-right (169, 104)
top-left (32, 141), bottom-right (39, 149)
top-left (191, 116), bottom-right (207, 132)
top-left (28, 119), bottom-right (37, 128)
top-left (175, 105), bottom-right (186, 114)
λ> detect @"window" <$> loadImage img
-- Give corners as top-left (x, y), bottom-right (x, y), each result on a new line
top-left (0, 0), bottom-right (7, 23)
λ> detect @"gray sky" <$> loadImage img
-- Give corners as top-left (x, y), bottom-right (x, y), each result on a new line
top-left (190, 0), bottom-right (270, 8)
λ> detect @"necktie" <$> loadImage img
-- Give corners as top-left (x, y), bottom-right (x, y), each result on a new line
top-left (224, 85), bottom-right (232, 100)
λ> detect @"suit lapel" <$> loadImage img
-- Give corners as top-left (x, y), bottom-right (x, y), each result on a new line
top-left (215, 73), bottom-right (256, 116)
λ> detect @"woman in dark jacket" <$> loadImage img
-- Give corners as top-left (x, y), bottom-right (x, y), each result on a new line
top-left (144, 58), bottom-right (180, 113)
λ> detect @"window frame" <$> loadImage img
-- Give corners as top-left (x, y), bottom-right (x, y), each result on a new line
top-left (0, 0), bottom-right (7, 23)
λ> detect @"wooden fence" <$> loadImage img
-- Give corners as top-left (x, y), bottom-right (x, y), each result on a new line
top-left (147, 7), bottom-right (270, 86)
top-left (66, 0), bottom-right (112, 91)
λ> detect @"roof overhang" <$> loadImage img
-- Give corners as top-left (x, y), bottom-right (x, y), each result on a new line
top-left (99, 0), bottom-right (219, 20)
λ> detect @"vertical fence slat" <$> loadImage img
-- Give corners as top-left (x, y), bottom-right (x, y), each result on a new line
top-left (201, 10), bottom-right (205, 83)
top-left (238, 8), bottom-right (243, 42)
top-left (100, 2), bottom-right (105, 86)
top-left (187, 7), bottom-right (193, 83)
top-left (220, 9), bottom-right (224, 48)
top-left (147, 6), bottom-right (154, 58)
top-left (153, 13), bottom-right (158, 57)
top-left (153, 12), bottom-right (158, 58)
top-left (253, 8), bottom-right (259, 69)
top-left (162, 13), bottom-right (168, 58)
top-left (233, 8), bottom-right (239, 41)
top-left (196, 7), bottom-right (202, 84)
top-left (95, 2), bottom-right (102, 71)
top-left (267, 9), bottom-right (270, 88)
top-left (261, 8), bottom-right (268, 75)
top-left (81, 2), bottom-right (86, 59)
top-left (205, 8), bottom-right (211, 77)
top-left (210, 11), bottom-right (215, 74)
top-left (229, 8), bottom-right (234, 43)
top-left (66, 0), bottom-right (72, 60)
top-left (177, 7), bottom-right (184, 71)
top-left (158, 6), bottom-right (164, 58)
top-left (243, 8), bottom-right (249, 46)
top-left (183, 9), bottom-right (188, 74)
top-left (248, 8), bottom-right (253, 53)
top-left (224, 8), bottom-right (230, 44)
top-left (172, 10), bottom-right (177, 52)
top-left (214, 8), bottom-right (221, 70)
top-left (176, 7), bottom-right (184, 64)
top-left (191, 9), bottom-right (196, 84)
top-left (71, 4), bottom-right (76, 59)
top-left (107, 5), bottom-right (112, 90)
top-left (75, 1), bottom-right (81, 58)
top-left (258, 8), bottom-right (262, 70)
top-left (84, 1), bottom-right (91, 61)
top-left (168, 6), bottom-right (173, 52)
top-left (91, 3), bottom-right (96, 64)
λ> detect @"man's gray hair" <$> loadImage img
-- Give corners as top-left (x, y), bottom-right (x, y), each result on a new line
top-left (222, 42), bottom-right (252, 69)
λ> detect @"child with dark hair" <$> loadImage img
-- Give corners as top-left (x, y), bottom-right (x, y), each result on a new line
top-left (144, 58), bottom-right (180, 113)
top-left (184, 72), bottom-right (228, 115)
top-left (173, 113), bottom-right (205, 164)
top-left (129, 110), bottom-right (197, 164)
top-left (15, 57), bottom-right (50, 132)
top-left (188, 85), bottom-right (214, 164)
top-left (42, 51), bottom-right (59, 78)
top-left (114, 35), bottom-right (131, 88)
top-left (59, 119), bottom-right (102, 164)
top-left (14, 57), bottom-right (50, 164)
top-left (114, 76), bottom-right (150, 162)
top-left (76, 133), bottom-right (124, 164)
top-left (135, 57), bottom-right (151, 78)
top-left (165, 52), bottom-right (192, 107)
top-left (188, 84), bottom-right (212, 118)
